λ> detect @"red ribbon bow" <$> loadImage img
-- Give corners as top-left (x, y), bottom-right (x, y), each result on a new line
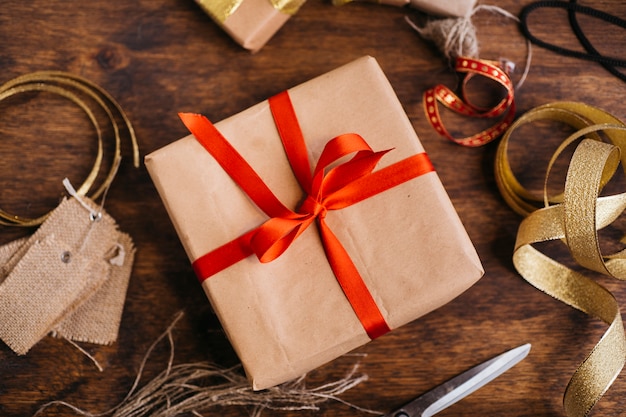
top-left (179, 90), bottom-right (435, 340)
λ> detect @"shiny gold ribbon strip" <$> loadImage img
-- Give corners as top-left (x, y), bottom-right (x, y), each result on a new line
top-left (196, 0), bottom-right (242, 22)
top-left (495, 102), bottom-right (625, 216)
top-left (495, 102), bottom-right (626, 416)
top-left (270, 0), bottom-right (306, 15)
top-left (0, 71), bottom-right (139, 227)
top-left (197, 0), bottom-right (305, 22)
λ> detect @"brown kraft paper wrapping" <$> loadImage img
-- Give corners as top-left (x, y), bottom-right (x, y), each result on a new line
top-left (195, 0), bottom-right (299, 52)
top-left (145, 56), bottom-right (484, 390)
top-left (410, 0), bottom-right (476, 17)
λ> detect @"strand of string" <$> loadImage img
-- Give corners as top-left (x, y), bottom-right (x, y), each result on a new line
top-left (62, 155), bottom-right (122, 257)
top-left (33, 312), bottom-right (381, 417)
top-left (58, 165), bottom-right (126, 370)
top-left (33, 311), bottom-right (178, 417)
top-left (62, 155), bottom-right (121, 222)
top-left (406, 4), bottom-right (533, 90)
top-left (62, 339), bottom-right (104, 373)
top-left (63, 179), bottom-right (101, 221)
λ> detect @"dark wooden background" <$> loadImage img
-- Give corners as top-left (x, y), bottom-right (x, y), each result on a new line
top-left (0, 1), bottom-right (625, 416)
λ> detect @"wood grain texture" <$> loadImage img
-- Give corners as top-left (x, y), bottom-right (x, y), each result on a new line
top-left (0, 1), bottom-right (624, 416)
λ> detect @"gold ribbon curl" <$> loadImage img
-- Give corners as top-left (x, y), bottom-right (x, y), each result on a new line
top-left (0, 71), bottom-right (139, 227)
top-left (495, 102), bottom-right (626, 416)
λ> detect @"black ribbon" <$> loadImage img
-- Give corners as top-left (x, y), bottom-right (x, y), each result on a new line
top-left (519, 0), bottom-right (626, 82)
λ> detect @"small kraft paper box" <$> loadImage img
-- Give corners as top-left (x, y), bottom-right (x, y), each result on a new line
top-left (195, 0), bottom-right (305, 52)
top-left (145, 56), bottom-right (483, 390)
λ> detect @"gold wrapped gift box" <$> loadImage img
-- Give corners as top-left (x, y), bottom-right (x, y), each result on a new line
top-left (145, 56), bottom-right (483, 389)
top-left (195, 0), bottom-right (305, 52)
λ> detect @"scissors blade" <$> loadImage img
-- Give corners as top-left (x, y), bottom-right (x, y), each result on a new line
top-left (383, 343), bottom-right (531, 417)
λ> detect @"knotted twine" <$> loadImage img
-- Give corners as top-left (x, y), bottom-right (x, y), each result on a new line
top-left (407, 4), bottom-right (532, 73)
top-left (409, 5), bottom-right (532, 147)
top-left (0, 71), bottom-right (139, 357)
top-left (494, 102), bottom-right (626, 416)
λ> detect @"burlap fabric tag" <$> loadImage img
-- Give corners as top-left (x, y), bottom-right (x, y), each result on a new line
top-left (0, 197), bottom-right (135, 355)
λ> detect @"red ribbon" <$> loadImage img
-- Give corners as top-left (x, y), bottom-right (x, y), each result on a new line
top-left (179, 90), bottom-right (435, 340)
top-left (423, 57), bottom-right (516, 147)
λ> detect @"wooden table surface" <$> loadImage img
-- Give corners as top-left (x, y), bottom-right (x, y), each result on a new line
top-left (0, 1), bottom-right (625, 416)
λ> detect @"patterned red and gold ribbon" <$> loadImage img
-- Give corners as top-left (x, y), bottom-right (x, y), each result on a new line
top-left (494, 102), bottom-right (626, 416)
top-left (423, 57), bottom-right (515, 147)
top-left (179, 91), bottom-right (435, 340)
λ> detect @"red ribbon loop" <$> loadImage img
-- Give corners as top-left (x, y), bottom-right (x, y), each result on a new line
top-left (423, 56), bottom-right (516, 147)
top-left (179, 90), bottom-right (435, 340)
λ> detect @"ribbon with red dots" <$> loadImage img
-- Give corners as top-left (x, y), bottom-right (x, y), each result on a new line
top-left (423, 57), bottom-right (516, 147)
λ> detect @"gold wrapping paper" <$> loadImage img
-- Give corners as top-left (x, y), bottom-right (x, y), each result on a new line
top-left (195, 0), bottom-right (305, 52)
top-left (145, 56), bottom-right (483, 389)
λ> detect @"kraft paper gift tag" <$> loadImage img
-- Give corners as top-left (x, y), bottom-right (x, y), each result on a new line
top-left (0, 195), bottom-right (135, 355)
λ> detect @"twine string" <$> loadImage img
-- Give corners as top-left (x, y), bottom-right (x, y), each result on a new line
top-left (407, 4), bottom-right (532, 89)
top-left (33, 312), bottom-right (379, 417)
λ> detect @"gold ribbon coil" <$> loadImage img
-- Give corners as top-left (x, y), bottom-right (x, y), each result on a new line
top-left (0, 71), bottom-right (139, 227)
top-left (495, 102), bottom-right (626, 416)
top-left (197, 0), bottom-right (305, 22)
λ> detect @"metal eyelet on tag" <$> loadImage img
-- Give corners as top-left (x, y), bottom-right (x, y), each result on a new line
top-left (60, 251), bottom-right (71, 263)
top-left (0, 71), bottom-right (139, 357)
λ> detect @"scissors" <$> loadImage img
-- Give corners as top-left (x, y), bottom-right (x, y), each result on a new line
top-left (382, 343), bottom-right (531, 417)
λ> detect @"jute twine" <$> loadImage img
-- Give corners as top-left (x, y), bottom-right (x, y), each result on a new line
top-left (407, 5), bottom-right (532, 89)
top-left (33, 312), bottom-right (380, 417)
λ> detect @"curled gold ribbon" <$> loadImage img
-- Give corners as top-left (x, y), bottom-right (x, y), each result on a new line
top-left (0, 71), bottom-right (139, 227)
top-left (495, 102), bottom-right (626, 416)
top-left (495, 102), bottom-right (625, 216)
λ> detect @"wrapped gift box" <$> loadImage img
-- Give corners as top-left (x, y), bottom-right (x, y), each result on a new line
top-left (411, 0), bottom-right (476, 17)
top-left (145, 56), bottom-right (483, 389)
top-left (195, 0), bottom-right (305, 52)
top-left (334, 0), bottom-right (477, 18)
